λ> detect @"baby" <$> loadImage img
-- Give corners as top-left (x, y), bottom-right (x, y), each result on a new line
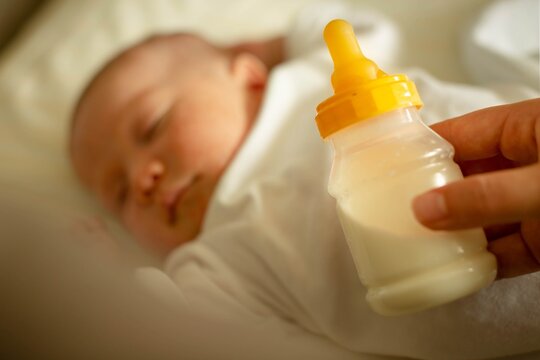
top-left (70, 33), bottom-right (283, 256)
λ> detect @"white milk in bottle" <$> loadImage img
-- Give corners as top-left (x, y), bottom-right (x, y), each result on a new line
top-left (315, 20), bottom-right (497, 316)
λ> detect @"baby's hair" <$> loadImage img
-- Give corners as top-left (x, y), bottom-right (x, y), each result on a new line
top-left (71, 33), bottom-right (195, 133)
top-left (70, 32), bottom-right (229, 140)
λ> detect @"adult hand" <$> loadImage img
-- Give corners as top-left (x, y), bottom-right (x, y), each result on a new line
top-left (413, 98), bottom-right (540, 279)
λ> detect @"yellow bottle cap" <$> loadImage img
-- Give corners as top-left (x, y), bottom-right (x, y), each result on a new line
top-left (316, 19), bottom-right (423, 138)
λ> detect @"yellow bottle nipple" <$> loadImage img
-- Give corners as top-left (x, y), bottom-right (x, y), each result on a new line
top-left (315, 19), bottom-right (423, 139)
top-left (324, 19), bottom-right (381, 92)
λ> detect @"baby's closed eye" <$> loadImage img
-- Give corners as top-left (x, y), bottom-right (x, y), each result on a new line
top-left (140, 114), bottom-right (164, 143)
top-left (137, 106), bottom-right (171, 145)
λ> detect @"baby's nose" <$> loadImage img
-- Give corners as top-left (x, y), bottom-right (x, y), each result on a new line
top-left (133, 160), bottom-right (165, 205)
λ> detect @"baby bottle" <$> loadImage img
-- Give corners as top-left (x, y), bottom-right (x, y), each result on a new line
top-left (316, 20), bottom-right (497, 316)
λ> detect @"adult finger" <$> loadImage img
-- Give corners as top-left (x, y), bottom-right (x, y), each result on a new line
top-left (521, 218), bottom-right (540, 268)
top-left (431, 98), bottom-right (539, 164)
top-left (458, 154), bottom-right (517, 177)
top-left (488, 219), bottom-right (540, 279)
top-left (412, 164), bottom-right (540, 230)
top-left (484, 223), bottom-right (520, 241)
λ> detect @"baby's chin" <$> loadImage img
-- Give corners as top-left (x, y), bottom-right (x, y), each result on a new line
top-left (129, 176), bottom-right (218, 257)
top-left (175, 176), bottom-right (217, 236)
top-left (135, 203), bottom-right (209, 257)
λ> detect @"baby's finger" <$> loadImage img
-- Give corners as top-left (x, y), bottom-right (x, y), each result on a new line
top-left (412, 165), bottom-right (540, 230)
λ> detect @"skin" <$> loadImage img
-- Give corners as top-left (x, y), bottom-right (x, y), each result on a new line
top-left (71, 34), bottom-right (281, 256)
top-left (413, 98), bottom-right (540, 279)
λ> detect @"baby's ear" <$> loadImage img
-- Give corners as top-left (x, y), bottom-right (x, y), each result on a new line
top-left (231, 53), bottom-right (267, 91)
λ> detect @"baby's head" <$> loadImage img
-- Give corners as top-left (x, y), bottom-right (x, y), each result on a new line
top-left (70, 34), bottom-right (267, 256)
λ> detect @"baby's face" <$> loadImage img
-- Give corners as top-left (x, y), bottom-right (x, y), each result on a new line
top-left (71, 37), bottom-right (265, 255)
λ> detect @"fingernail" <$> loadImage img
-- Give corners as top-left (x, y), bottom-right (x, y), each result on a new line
top-left (413, 192), bottom-right (448, 224)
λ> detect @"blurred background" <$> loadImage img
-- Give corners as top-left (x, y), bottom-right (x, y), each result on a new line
top-left (0, 0), bottom-right (495, 81)
top-left (0, 0), bottom-right (41, 49)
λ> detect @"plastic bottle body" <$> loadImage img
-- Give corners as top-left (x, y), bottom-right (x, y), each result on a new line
top-left (328, 107), bottom-right (497, 316)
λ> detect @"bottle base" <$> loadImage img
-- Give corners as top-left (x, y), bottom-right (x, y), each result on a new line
top-left (366, 252), bottom-right (497, 316)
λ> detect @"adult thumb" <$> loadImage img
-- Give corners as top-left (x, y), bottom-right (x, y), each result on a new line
top-left (412, 164), bottom-right (540, 230)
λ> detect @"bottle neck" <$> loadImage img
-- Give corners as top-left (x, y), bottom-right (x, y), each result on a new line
top-left (328, 107), bottom-right (423, 152)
